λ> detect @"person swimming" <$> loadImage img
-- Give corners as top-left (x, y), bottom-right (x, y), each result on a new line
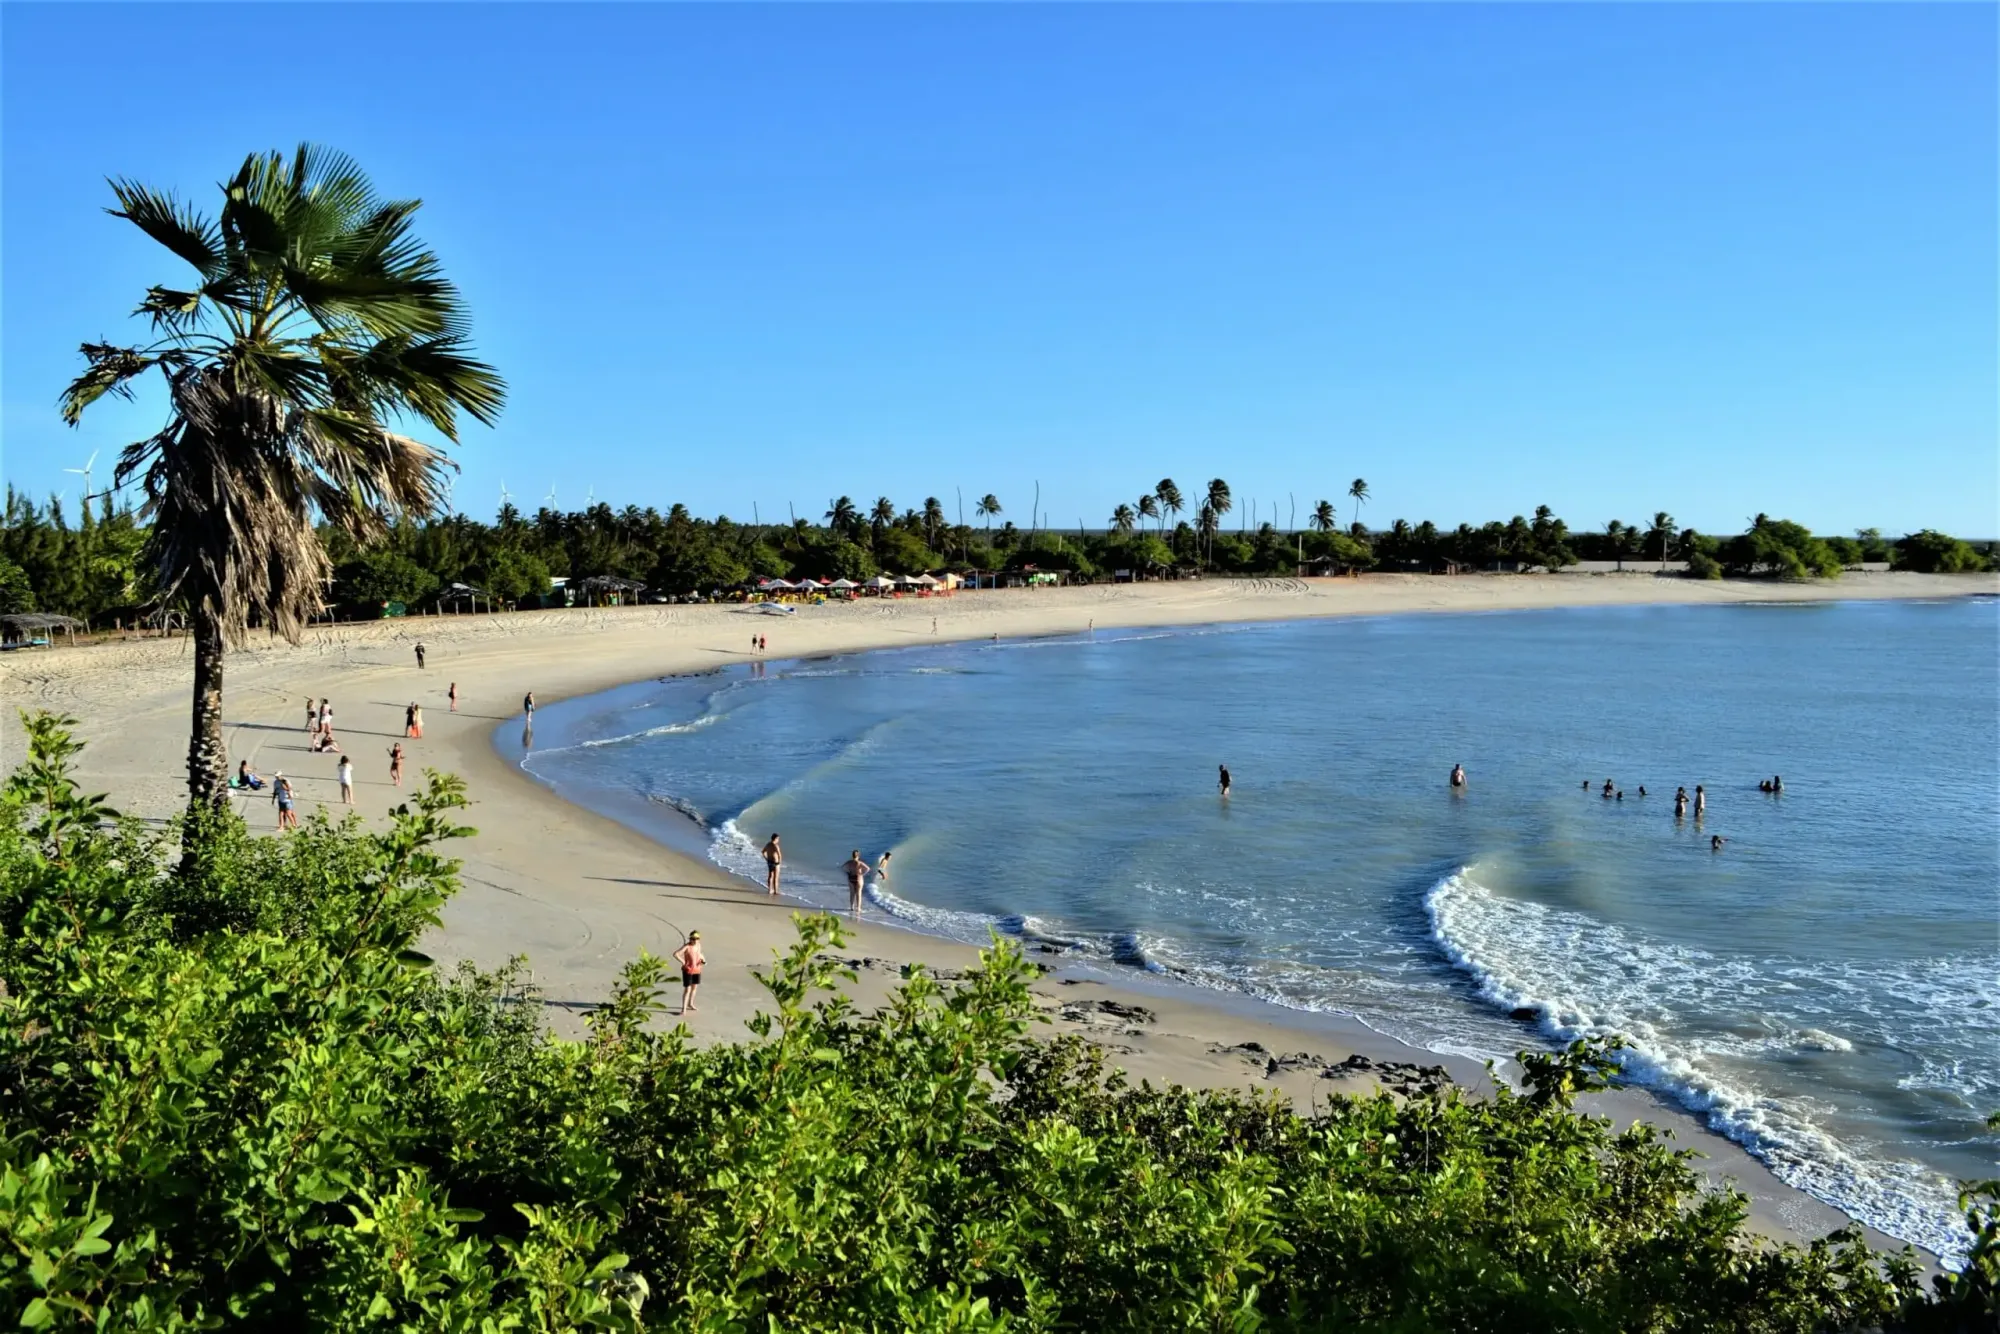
top-left (1601, 779), bottom-right (1615, 797)
top-left (1711, 834), bottom-right (1727, 851)
top-left (1637, 785), bottom-right (1647, 797)
top-left (1450, 763), bottom-right (1465, 789)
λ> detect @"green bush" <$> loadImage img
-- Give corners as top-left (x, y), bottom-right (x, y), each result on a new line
top-left (1895, 530), bottom-right (1989, 574)
top-left (3, 714), bottom-right (1992, 1330)
top-left (1686, 550), bottom-right (1724, 580)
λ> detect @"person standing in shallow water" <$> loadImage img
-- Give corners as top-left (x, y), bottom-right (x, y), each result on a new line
top-left (1675, 787), bottom-right (1688, 818)
top-left (762, 834), bottom-right (783, 895)
top-left (1450, 763), bottom-right (1466, 789)
top-left (1694, 785), bottom-right (1707, 818)
top-left (843, 849), bottom-right (871, 915)
top-left (1218, 764), bottom-right (1231, 798)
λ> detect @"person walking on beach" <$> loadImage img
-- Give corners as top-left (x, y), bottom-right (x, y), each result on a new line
top-left (752, 635), bottom-right (759, 654)
top-left (306, 698), bottom-right (319, 737)
top-left (272, 774), bottom-right (298, 830)
top-left (1694, 785), bottom-right (1707, 818)
top-left (415, 641), bottom-right (426, 670)
top-left (404, 703), bottom-right (423, 739)
top-left (1450, 763), bottom-right (1466, 789)
top-left (448, 682), bottom-right (458, 713)
top-left (843, 849), bottom-right (871, 914)
top-left (1218, 764), bottom-right (1232, 798)
top-left (674, 932), bottom-right (705, 1015)
top-left (762, 834), bottom-right (783, 895)
top-left (337, 755), bottom-right (355, 806)
top-left (389, 742), bottom-right (405, 788)
top-left (523, 691), bottom-right (536, 720)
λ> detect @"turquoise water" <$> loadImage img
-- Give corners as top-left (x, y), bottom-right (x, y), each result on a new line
top-left (505, 598), bottom-right (1999, 1261)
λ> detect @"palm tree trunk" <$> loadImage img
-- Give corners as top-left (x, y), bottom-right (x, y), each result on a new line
top-left (187, 608), bottom-right (231, 814)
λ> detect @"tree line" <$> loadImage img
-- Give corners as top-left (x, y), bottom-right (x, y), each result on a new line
top-left (5, 482), bottom-right (1989, 626)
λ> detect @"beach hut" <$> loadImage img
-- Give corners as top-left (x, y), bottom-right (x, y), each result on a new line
top-left (758, 578), bottom-right (796, 592)
top-left (0, 613), bottom-right (83, 649)
top-left (827, 578), bottom-right (859, 590)
top-left (862, 575), bottom-right (898, 595)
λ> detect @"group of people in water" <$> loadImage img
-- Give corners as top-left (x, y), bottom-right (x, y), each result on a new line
top-left (759, 833), bottom-right (893, 916)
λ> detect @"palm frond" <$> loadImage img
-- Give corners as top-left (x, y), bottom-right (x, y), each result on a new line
top-left (60, 343), bottom-right (171, 425)
top-left (106, 181), bottom-right (223, 275)
top-left (135, 286), bottom-right (205, 332)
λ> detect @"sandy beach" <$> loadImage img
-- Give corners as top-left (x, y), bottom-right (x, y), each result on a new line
top-left (6, 570), bottom-right (1989, 1256)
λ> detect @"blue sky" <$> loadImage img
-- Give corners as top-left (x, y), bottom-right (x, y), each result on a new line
top-left (5, 4), bottom-right (1994, 537)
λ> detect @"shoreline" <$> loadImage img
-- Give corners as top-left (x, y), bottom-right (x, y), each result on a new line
top-left (7, 571), bottom-right (1989, 1261)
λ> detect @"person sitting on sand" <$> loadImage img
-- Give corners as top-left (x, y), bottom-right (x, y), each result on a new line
top-left (843, 849), bottom-right (871, 915)
top-left (763, 834), bottom-right (783, 895)
top-left (311, 728), bottom-right (341, 754)
top-left (236, 759), bottom-right (265, 791)
top-left (1450, 763), bottom-right (1466, 789)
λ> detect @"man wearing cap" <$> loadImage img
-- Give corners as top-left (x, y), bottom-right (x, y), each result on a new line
top-left (674, 932), bottom-right (705, 1015)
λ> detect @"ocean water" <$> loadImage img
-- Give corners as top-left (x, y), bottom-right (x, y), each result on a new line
top-left (504, 598), bottom-right (1999, 1262)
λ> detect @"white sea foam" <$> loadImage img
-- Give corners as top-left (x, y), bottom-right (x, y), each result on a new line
top-left (1424, 868), bottom-right (1983, 1265)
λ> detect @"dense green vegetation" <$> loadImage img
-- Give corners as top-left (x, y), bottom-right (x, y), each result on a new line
top-left (6, 486), bottom-right (1988, 626)
top-left (4, 716), bottom-right (1995, 1330)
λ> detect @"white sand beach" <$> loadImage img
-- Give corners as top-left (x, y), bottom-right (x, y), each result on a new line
top-left (7, 570), bottom-right (1989, 1255)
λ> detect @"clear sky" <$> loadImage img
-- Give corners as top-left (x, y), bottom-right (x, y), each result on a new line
top-left (4, 3), bottom-right (1994, 538)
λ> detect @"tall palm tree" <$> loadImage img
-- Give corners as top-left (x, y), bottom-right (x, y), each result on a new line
top-left (1110, 503), bottom-right (1136, 535)
top-left (870, 496), bottom-right (895, 541)
top-left (1137, 493), bottom-right (1160, 533)
top-left (61, 145), bottom-right (503, 819)
top-left (975, 493), bottom-right (1001, 555)
top-left (1311, 499), bottom-right (1336, 532)
top-left (1196, 503), bottom-right (1219, 568)
top-left (922, 496), bottom-right (945, 552)
top-left (1348, 479), bottom-right (1370, 531)
top-left (825, 496), bottom-right (859, 533)
top-left (1154, 478), bottom-right (1183, 531)
top-left (1648, 510), bottom-right (1677, 570)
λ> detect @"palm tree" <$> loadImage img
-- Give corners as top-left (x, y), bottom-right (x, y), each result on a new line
top-left (1110, 503), bottom-right (1136, 535)
top-left (1348, 479), bottom-right (1370, 531)
top-left (1196, 503), bottom-right (1219, 567)
top-left (1310, 499), bottom-right (1336, 533)
top-left (1137, 493), bottom-right (1160, 533)
top-left (922, 497), bottom-right (945, 552)
top-left (1648, 510), bottom-right (1677, 570)
top-left (825, 496), bottom-right (858, 533)
top-left (1604, 520), bottom-right (1628, 571)
top-left (61, 145), bottom-right (503, 820)
top-left (1155, 478), bottom-right (1183, 530)
top-left (870, 496), bottom-right (895, 541)
top-left (975, 493), bottom-right (1001, 555)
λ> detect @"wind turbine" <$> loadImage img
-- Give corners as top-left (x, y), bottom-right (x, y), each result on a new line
top-left (543, 483), bottom-right (558, 511)
top-left (585, 484), bottom-right (595, 507)
top-left (499, 479), bottom-right (515, 509)
top-left (63, 450), bottom-right (99, 502)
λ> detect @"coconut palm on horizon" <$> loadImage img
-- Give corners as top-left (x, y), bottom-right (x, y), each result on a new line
top-left (1348, 478), bottom-right (1371, 531)
top-left (1311, 499), bottom-right (1337, 533)
top-left (1154, 478), bottom-right (1184, 533)
top-left (61, 145), bottom-right (504, 826)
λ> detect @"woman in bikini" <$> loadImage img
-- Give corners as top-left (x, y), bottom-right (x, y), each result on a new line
top-left (389, 742), bottom-right (405, 788)
top-left (448, 682), bottom-right (458, 713)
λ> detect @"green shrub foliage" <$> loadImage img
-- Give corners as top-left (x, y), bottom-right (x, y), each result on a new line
top-left (3, 715), bottom-right (1994, 1329)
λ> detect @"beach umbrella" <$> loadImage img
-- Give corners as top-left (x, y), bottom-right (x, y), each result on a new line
top-left (828, 578), bottom-right (859, 589)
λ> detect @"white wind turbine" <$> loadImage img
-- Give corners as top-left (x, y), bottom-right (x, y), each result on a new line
top-left (498, 479), bottom-right (515, 509)
top-left (63, 450), bottom-right (99, 503)
top-left (543, 483), bottom-right (558, 511)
